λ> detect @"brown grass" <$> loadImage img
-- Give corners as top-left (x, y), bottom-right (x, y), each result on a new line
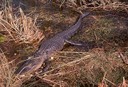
top-left (0, 0), bottom-right (128, 87)
top-left (33, 50), bottom-right (128, 87)
top-left (51, 0), bottom-right (128, 12)
top-left (0, 50), bottom-right (33, 87)
top-left (0, 1), bottom-right (44, 86)
top-left (0, 3), bottom-right (44, 44)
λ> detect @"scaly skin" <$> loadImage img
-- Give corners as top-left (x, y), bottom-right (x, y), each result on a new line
top-left (15, 12), bottom-right (90, 75)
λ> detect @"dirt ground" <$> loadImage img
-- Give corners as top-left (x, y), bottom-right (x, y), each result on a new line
top-left (0, 0), bottom-right (128, 87)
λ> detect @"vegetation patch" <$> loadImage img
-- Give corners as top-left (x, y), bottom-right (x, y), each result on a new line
top-left (0, 0), bottom-right (128, 87)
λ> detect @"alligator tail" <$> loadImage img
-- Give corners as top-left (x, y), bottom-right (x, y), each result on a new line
top-left (57, 12), bottom-right (90, 39)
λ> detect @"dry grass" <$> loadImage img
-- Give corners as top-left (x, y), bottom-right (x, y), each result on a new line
top-left (0, 50), bottom-right (128, 87)
top-left (0, 52), bottom-right (13, 87)
top-left (0, 3), bottom-right (44, 44)
top-left (21, 50), bottom-right (127, 87)
top-left (0, 1), bottom-right (44, 86)
top-left (52, 0), bottom-right (128, 12)
top-left (0, 0), bottom-right (128, 87)
top-left (0, 51), bottom-right (32, 87)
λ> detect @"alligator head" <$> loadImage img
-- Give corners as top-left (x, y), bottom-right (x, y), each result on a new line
top-left (15, 54), bottom-right (46, 75)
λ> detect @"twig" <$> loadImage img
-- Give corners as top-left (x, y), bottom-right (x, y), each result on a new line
top-left (58, 51), bottom-right (88, 54)
top-left (104, 78), bottom-right (116, 86)
top-left (119, 53), bottom-right (128, 64)
top-left (36, 75), bottom-right (60, 86)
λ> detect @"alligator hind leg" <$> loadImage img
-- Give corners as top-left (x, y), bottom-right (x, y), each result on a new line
top-left (65, 39), bottom-right (83, 46)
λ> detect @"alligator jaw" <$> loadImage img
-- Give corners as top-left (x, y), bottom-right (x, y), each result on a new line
top-left (15, 56), bottom-right (46, 75)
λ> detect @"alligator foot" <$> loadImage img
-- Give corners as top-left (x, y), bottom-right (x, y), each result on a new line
top-left (65, 39), bottom-right (83, 46)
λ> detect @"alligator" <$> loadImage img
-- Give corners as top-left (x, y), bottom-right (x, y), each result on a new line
top-left (15, 12), bottom-right (90, 75)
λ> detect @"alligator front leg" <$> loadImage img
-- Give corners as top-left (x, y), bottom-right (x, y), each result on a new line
top-left (65, 39), bottom-right (83, 46)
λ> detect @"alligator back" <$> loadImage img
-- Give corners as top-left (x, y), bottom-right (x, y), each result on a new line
top-left (35, 36), bottom-right (65, 56)
top-left (36, 12), bottom-right (90, 57)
